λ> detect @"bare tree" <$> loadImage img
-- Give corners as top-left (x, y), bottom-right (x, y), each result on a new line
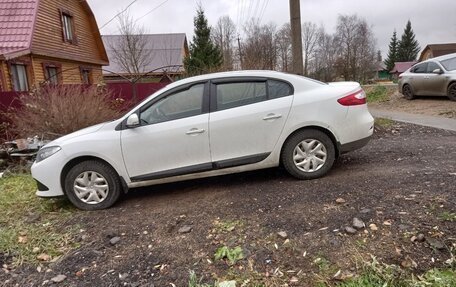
top-left (275, 23), bottom-right (292, 72)
top-left (310, 26), bottom-right (339, 82)
top-left (212, 16), bottom-right (237, 71)
top-left (107, 11), bottom-right (154, 79)
top-left (301, 22), bottom-right (319, 76)
top-left (241, 20), bottom-right (277, 70)
top-left (334, 15), bottom-right (376, 82)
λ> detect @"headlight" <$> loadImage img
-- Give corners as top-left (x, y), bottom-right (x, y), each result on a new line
top-left (36, 146), bottom-right (61, 163)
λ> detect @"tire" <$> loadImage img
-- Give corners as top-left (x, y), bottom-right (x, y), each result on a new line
top-left (447, 82), bottom-right (456, 101)
top-left (402, 84), bottom-right (415, 100)
top-left (64, 160), bottom-right (122, 210)
top-left (281, 129), bottom-right (336, 180)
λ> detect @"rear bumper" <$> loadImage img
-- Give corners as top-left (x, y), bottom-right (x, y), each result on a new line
top-left (339, 135), bottom-right (372, 154)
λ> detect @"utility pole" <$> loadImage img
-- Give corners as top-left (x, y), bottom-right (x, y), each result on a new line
top-left (237, 35), bottom-right (243, 69)
top-left (289, 0), bottom-right (304, 75)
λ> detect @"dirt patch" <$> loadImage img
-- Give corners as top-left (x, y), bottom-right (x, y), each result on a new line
top-left (1, 123), bottom-right (456, 286)
top-left (368, 87), bottom-right (456, 118)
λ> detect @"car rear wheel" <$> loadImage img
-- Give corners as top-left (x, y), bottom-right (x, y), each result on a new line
top-left (448, 82), bottom-right (456, 101)
top-left (402, 84), bottom-right (415, 100)
top-left (281, 130), bottom-right (335, 180)
top-left (64, 160), bottom-right (121, 210)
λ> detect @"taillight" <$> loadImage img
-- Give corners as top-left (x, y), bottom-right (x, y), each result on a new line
top-left (337, 90), bottom-right (367, 106)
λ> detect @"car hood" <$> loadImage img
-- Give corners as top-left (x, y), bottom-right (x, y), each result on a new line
top-left (46, 122), bottom-right (108, 147)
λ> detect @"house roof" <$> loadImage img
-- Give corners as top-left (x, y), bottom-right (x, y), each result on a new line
top-left (419, 43), bottom-right (456, 61)
top-left (102, 33), bottom-right (188, 76)
top-left (0, 0), bottom-right (39, 58)
top-left (390, 61), bottom-right (417, 73)
top-left (0, 0), bottom-right (108, 63)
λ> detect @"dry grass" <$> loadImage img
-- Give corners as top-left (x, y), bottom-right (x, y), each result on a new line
top-left (8, 85), bottom-right (125, 139)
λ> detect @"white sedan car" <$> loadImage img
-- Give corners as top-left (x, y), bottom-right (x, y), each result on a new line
top-left (32, 71), bottom-right (374, 210)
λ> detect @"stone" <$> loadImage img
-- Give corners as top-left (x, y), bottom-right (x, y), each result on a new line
top-left (178, 225), bottom-right (192, 234)
top-left (416, 233), bottom-right (425, 242)
top-left (277, 231), bottom-right (288, 239)
top-left (360, 208), bottom-right (371, 214)
top-left (110, 236), bottom-right (121, 245)
top-left (345, 226), bottom-right (357, 235)
top-left (426, 238), bottom-right (445, 250)
top-left (352, 217), bottom-right (365, 229)
top-left (51, 274), bottom-right (67, 283)
top-left (369, 224), bottom-right (378, 231)
top-left (335, 198), bottom-right (346, 204)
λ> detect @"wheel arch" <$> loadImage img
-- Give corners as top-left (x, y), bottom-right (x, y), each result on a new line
top-left (279, 125), bottom-right (340, 164)
top-left (60, 156), bottom-right (128, 195)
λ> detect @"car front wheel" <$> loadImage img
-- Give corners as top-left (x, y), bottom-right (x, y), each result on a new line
top-left (281, 130), bottom-right (335, 180)
top-left (402, 84), bottom-right (415, 100)
top-left (448, 82), bottom-right (456, 101)
top-left (64, 160), bottom-right (122, 210)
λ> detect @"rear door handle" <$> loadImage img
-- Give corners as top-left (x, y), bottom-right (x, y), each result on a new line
top-left (186, 128), bottom-right (205, 135)
top-left (263, 113), bottom-right (282, 120)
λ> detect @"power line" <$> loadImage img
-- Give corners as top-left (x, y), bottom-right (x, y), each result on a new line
top-left (99, 0), bottom-right (140, 30)
top-left (135, 0), bottom-right (170, 23)
top-left (258, 0), bottom-right (270, 24)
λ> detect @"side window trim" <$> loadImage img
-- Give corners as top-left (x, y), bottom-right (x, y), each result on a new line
top-left (210, 77), bottom-right (294, 112)
top-left (118, 81), bottom-right (209, 130)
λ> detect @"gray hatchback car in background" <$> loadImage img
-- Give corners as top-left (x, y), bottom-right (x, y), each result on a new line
top-left (398, 53), bottom-right (456, 101)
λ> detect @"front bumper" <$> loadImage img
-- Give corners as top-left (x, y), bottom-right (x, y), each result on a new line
top-left (31, 150), bottom-right (67, 197)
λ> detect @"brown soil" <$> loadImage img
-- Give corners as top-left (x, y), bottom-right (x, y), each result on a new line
top-left (2, 123), bottom-right (456, 287)
top-left (369, 90), bottom-right (456, 118)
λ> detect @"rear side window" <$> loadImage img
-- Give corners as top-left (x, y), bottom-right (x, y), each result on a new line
top-left (268, 80), bottom-right (293, 99)
top-left (216, 82), bottom-right (267, 110)
top-left (412, 63), bottom-right (427, 73)
top-left (440, 57), bottom-right (456, 71)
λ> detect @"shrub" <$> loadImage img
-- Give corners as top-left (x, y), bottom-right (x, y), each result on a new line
top-left (9, 85), bottom-right (125, 139)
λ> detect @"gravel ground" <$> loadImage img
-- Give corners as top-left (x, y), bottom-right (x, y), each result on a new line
top-left (1, 122), bottom-right (456, 287)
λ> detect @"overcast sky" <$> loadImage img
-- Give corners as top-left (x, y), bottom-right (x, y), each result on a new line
top-left (88, 0), bottom-right (456, 58)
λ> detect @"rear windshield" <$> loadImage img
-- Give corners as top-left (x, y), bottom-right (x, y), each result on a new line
top-left (440, 57), bottom-right (456, 71)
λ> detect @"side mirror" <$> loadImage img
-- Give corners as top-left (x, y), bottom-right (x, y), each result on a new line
top-left (432, 68), bottom-right (443, 74)
top-left (126, 113), bottom-right (140, 128)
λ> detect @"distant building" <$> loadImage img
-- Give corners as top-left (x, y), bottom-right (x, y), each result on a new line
top-left (102, 33), bottom-right (188, 83)
top-left (419, 43), bottom-right (456, 62)
top-left (376, 62), bottom-right (390, 81)
top-left (390, 61), bottom-right (417, 79)
top-left (0, 0), bottom-right (108, 92)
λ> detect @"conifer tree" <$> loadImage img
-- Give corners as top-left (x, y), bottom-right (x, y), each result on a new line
top-left (384, 30), bottom-right (398, 71)
top-left (397, 21), bottom-right (420, 61)
top-left (184, 7), bottom-right (222, 75)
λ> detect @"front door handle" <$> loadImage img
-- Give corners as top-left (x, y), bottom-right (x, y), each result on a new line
top-left (186, 128), bottom-right (205, 135)
top-left (263, 113), bottom-right (282, 121)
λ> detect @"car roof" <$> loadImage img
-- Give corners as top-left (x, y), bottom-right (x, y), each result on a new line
top-left (423, 52), bottom-right (456, 63)
top-left (164, 70), bottom-right (300, 89)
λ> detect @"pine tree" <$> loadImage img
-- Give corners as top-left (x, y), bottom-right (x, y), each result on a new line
top-left (384, 30), bottom-right (398, 71)
top-left (397, 21), bottom-right (420, 62)
top-left (184, 7), bottom-right (222, 76)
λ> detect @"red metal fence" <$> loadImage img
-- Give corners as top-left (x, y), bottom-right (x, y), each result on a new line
top-left (0, 82), bottom-right (168, 112)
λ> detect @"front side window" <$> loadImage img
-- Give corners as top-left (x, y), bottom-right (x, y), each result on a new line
top-left (11, 64), bottom-right (29, 91)
top-left (426, 62), bottom-right (440, 73)
top-left (140, 84), bottom-right (204, 125)
top-left (440, 57), bottom-right (456, 71)
top-left (216, 82), bottom-right (267, 110)
top-left (61, 12), bottom-right (74, 42)
top-left (412, 63), bottom-right (427, 73)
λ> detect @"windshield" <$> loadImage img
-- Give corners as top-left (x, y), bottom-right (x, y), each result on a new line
top-left (440, 57), bottom-right (456, 71)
